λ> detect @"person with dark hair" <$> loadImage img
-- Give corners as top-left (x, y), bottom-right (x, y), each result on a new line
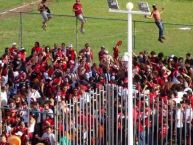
top-left (185, 53), bottom-right (193, 67)
top-left (38, 0), bottom-right (52, 30)
top-left (73, 0), bottom-right (86, 33)
top-left (146, 4), bottom-right (165, 43)
top-left (31, 42), bottom-right (42, 55)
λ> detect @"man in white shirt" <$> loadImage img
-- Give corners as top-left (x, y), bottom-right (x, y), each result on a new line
top-left (176, 103), bottom-right (183, 145)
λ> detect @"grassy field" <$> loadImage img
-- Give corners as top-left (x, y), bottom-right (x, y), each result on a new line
top-left (0, 0), bottom-right (193, 61)
top-left (0, 0), bottom-right (34, 12)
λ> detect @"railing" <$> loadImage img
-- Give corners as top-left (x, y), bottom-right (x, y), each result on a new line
top-left (54, 84), bottom-right (129, 145)
top-left (53, 84), bottom-right (193, 145)
top-left (0, 83), bottom-right (192, 144)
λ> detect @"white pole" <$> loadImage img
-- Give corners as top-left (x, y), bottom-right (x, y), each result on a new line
top-left (109, 2), bottom-right (150, 145)
top-left (127, 2), bottom-right (133, 145)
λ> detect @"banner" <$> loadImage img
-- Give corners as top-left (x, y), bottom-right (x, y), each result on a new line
top-left (138, 2), bottom-right (150, 12)
top-left (107, 0), bottom-right (119, 9)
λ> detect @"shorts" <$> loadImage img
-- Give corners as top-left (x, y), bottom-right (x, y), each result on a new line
top-left (76, 14), bottom-right (86, 23)
top-left (41, 10), bottom-right (52, 22)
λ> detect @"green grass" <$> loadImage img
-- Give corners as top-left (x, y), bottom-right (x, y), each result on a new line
top-left (0, 0), bottom-right (193, 61)
top-left (0, 0), bottom-right (34, 12)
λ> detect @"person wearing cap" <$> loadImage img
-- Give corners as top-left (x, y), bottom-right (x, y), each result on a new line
top-left (17, 47), bottom-right (26, 62)
top-left (38, 0), bottom-right (52, 30)
top-left (73, 0), bottom-right (86, 33)
top-left (145, 4), bottom-right (165, 43)
top-left (9, 42), bottom-right (18, 57)
top-left (66, 44), bottom-right (76, 61)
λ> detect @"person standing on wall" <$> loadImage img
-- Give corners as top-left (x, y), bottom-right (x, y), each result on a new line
top-left (73, 0), bottom-right (86, 33)
top-left (146, 4), bottom-right (165, 43)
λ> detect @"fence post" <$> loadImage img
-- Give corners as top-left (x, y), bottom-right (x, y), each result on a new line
top-left (19, 12), bottom-right (23, 49)
top-left (133, 20), bottom-right (136, 50)
top-left (76, 17), bottom-right (78, 52)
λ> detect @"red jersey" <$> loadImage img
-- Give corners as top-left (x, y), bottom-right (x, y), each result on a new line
top-left (160, 125), bottom-right (168, 138)
top-left (67, 49), bottom-right (76, 60)
top-left (73, 3), bottom-right (82, 16)
top-left (18, 51), bottom-right (26, 62)
top-left (61, 62), bottom-right (67, 71)
top-left (190, 96), bottom-right (193, 109)
top-left (32, 46), bottom-right (42, 54)
top-left (138, 123), bottom-right (144, 133)
top-left (9, 47), bottom-right (17, 55)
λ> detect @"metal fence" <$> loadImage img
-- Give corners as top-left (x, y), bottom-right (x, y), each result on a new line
top-left (1, 12), bottom-right (128, 55)
top-left (54, 84), bottom-right (128, 145)
top-left (0, 83), bottom-right (193, 144)
top-left (54, 84), bottom-right (193, 145)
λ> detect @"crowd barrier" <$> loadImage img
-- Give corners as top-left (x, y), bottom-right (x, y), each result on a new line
top-left (0, 83), bottom-right (193, 144)
top-left (53, 84), bottom-right (193, 145)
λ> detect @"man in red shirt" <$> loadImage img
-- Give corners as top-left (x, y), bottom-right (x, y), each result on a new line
top-left (17, 47), bottom-right (26, 62)
top-left (73, 0), bottom-right (86, 33)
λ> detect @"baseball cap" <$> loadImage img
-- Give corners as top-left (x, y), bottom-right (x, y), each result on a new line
top-left (12, 42), bottom-right (17, 45)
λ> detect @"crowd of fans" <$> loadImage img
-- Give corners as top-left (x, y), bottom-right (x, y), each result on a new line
top-left (0, 41), bottom-right (192, 145)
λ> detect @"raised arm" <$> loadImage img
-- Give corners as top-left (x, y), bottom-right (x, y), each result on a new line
top-left (145, 11), bottom-right (153, 19)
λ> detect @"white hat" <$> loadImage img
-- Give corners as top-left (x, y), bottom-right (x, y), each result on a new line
top-left (104, 50), bottom-right (108, 54)
top-left (20, 47), bottom-right (25, 50)
top-left (170, 54), bottom-right (174, 58)
top-left (184, 87), bottom-right (192, 93)
top-left (68, 44), bottom-right (73, 48)
top-left (12, 42), bottom-right (17, 45)
top-left (15, 131), bottom-right (23, 136)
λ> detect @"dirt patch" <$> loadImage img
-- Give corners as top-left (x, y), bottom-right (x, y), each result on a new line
top-left (0, 1), bottom-right (39, 18)
top-left (0, 0), bottom-right (55, 19)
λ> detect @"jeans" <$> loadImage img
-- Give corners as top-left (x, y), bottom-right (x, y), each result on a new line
top-left (155, 20), bottom-right (164, 39)
top-left (139, 131), bottom-right (145, 145)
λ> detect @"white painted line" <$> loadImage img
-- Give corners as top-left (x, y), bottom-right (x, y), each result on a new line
top-left (178, 27), bottom-right (191, 31)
